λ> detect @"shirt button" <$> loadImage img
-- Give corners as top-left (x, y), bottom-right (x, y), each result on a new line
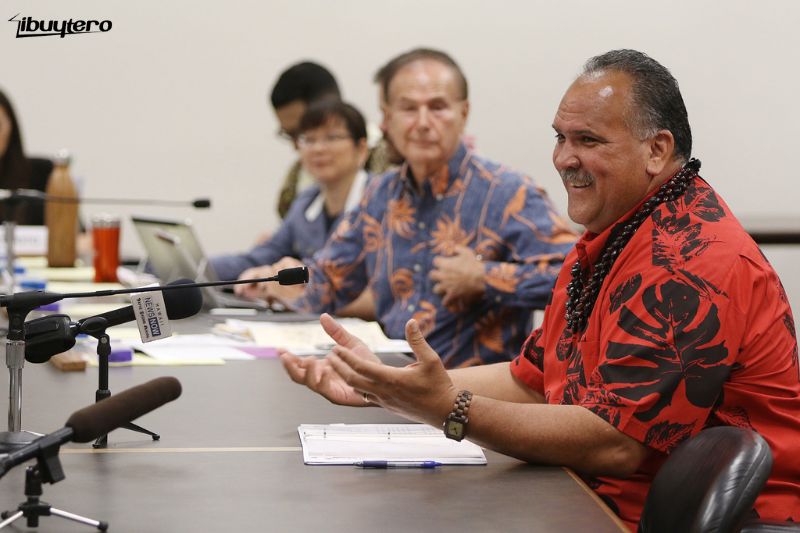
top-left (407, 304), bottom-right (415, 312)
top-left (413, 264), bottom-right (421, 272)
top-left (435, 194), bottom-right (444, 201)
top-left (418, 222), bottom-right (426, 230)
top-left (495, 296), bottom-right (502, 303)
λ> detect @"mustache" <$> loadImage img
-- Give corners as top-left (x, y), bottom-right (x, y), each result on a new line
top-left (560, 168), bottom-right (595, 186)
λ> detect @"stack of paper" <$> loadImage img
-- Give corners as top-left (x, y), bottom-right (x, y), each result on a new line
top-left (298, 424), bottom-right (487, 465)
top-left (221, 318), bottom-right (411, 355)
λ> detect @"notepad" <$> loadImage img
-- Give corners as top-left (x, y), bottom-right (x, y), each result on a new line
top-left (297, 424), bottom-right (487, 465)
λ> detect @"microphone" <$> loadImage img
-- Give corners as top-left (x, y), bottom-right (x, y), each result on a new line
top-left (66, 376), bottom-right (182, 442)
top-left (0, 377), bottom-right (182, 478)
top-left (2, 266), bottom-right (308, 312)
top-left (276, 266), bottom-right (309, 285)
top-left (0, 189), bottom-right (211, 209)
top-left (24, 279), bottom-right (204, 363)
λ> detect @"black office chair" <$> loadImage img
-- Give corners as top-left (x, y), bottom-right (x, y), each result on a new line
top-left (638, 426), bottom-right (773, 533)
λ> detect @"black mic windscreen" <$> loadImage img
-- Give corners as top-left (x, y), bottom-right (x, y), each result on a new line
top-left (192, 198), bottom-right (211, 208)
top-left (65, 377), bottom-right (182, 443)
top-left (164, 278), bottom-right (204, 319)
top-left (277, 266), bottom-right (309, 286)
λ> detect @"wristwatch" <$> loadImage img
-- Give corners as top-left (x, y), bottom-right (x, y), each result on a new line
top-left (443, 390), bottom-right (473, 441)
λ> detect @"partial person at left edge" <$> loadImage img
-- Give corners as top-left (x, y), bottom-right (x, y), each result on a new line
top-left (0, 88), bottom-right (53, 225)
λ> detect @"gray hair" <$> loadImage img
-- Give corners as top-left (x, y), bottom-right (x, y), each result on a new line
top-left (582, 49), bottom-right (692, 162)
top-left (374, 48), bottom-right (468, 103)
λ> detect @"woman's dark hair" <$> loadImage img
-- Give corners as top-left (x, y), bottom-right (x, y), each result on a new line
top-left (0, 88), bottom-right (31, 190)
top-left (299, 100), bottom-right (367, 142)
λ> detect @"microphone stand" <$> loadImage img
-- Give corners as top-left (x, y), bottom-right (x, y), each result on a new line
top-left (79, 317), bottom-right (159, 448)
top-left (0, 292), bottom-right (61, 452)
top-left (0, 267), bottom-right (307, 451)
top-left (0, 452), bottom-right (107, 531)
top-left (3, 220), bottom-right (17, 291)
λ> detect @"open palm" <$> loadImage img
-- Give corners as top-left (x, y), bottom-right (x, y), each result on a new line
top-left (279, 314), bottom-right (380, 406)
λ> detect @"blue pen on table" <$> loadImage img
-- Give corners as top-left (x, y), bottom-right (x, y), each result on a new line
top-left (355, 461), bottom-right (442, 469)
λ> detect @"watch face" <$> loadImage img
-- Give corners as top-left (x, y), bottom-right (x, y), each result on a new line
top-left (446, 420), bottom-right (464, 439)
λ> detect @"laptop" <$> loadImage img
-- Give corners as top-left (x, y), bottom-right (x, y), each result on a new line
top-left (131, 215), bottom-right (267, 310)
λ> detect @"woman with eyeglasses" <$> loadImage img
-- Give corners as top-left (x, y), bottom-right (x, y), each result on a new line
top-left (211, 100), bottom-right (372, 313)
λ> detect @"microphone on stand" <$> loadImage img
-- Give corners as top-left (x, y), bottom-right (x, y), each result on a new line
top-left (23, 278), bottom-right (204, 364)
top-left (0, 377), bottom-right (181, 531)
top-left (0, 266), bottom-right (307, 443)
top-left (0, 266), bottom-right (308, 311)
top-left (0, 189), bottom-right (212, 209)
top-left (0, 377), bottom-right (183, 478)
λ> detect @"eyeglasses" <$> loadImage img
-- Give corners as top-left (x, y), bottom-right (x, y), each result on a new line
top-left (297, 133), bottom-right (353, 149)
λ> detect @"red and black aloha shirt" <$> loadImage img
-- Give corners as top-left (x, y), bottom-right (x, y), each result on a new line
top-left (511, 173), bottom-right (800, 530)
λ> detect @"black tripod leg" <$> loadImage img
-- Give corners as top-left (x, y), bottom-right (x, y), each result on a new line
top-left (91, 332), bottom-right (160, 445)
top-left (120, 422), bottom-right (160, 440)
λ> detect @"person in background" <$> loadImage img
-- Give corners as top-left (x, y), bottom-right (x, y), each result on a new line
top-left (213, 100), bottom-right (369, 288)
top-left (280, 49), bottom-right (800, 529)
top-left (270, 61), bottom-right (393, 220)
top-left (271, 61), bottom-right (341, 219)
top-left (0, 88), bottom-right (53, 225)
top-left (261, 48), bottom-right (576, 367)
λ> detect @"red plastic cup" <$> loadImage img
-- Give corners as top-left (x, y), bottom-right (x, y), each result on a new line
top-left (92, 214), bottom-right (120, 282)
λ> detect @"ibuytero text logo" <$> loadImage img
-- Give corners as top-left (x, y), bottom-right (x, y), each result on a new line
top-left (8, 13), bottom-right (112, 38)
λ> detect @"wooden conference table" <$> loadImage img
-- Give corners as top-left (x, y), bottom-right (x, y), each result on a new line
top-left (0, 314), bottom-right (626, 533)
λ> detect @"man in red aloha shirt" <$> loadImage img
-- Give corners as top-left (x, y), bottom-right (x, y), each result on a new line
top-left (280, 49), bottom-right (800, 530)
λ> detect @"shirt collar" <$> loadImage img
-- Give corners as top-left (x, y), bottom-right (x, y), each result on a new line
top-left (399, 141), bottom-right (469, 198)
top-left (304, 169), bottom-right (368, 222)
top-left (574, 171), bottom-right (696, 268)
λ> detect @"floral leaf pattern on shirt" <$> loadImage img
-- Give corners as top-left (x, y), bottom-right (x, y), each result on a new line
top-left (411, 301), bottom-right (437, 337)
top-left (601, 279), bottom-right (730, 422)
top-left (430, 214), bottom-right (473, 255)
top-left (556, 327), bottom-right (576, 362)
top-left (714, 406), bottom-right (753, 430)
top-left (430, 166), bottom-right (451, 197)
top-left (476, 310), bottom-right (507, 354)
top-left (587, 390), bottom-right (623, 427)
top-left (361, 213), bottom-right (384, 253)
top-left (485, 263), bottom-right (519, 293)
top-left (677, 269), bottom-right (728, 301)
top-left (644, 420), bottom-right (695, 451)
top-left (562, 346), bottom-right (586, 405)
top-left (387, 198), bottom-right (416, 239)
top-left (609, 274), bottom-right (642, 314)
top-left (651, 211), bottom-right (711, 274)
top-left (389, 268), bottom-right (414, 304)
top-left (521, 328), bottom-right (544, 371)
top-left (501, 185), bottom-right (527, 227)
top-left (474, 239), bottom-right (499, 261)
top-left (320, 260), bottom-right (356, 295)
top-left (677, 181), bottom-right (725, 223)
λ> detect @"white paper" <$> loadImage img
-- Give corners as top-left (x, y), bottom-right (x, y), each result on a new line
top-left (129, 334), bottom-right (257, 361)
top-left (228, 318), bottom-right (412, 355)
top-left (298, 424), bottom-right (487, 465)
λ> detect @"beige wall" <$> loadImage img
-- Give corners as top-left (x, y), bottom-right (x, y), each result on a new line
top-left (3, 0), bottom-right (798, 318)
